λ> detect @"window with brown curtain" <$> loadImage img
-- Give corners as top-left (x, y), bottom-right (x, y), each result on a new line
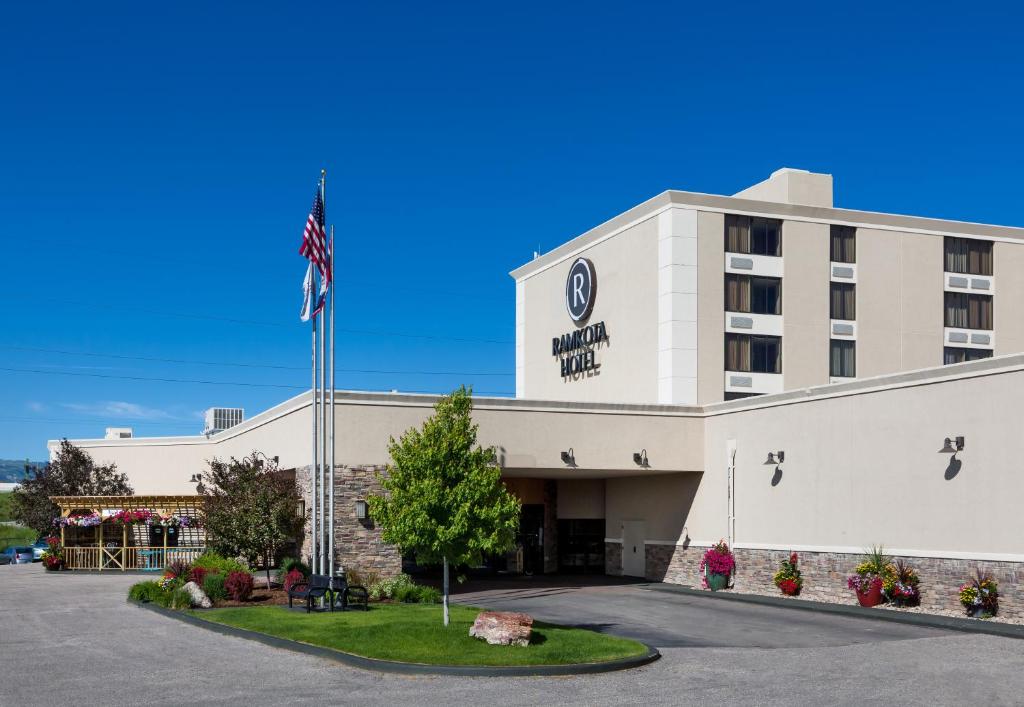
top-left (725, 215), bottom-right (781, 256)
top-left (725, 275), bottom-right (781, 314)
top-left (725, 334), bottom-right (781, 373)
top-left (944, 237), bottom-right (993, 276)
top-left (830, 283), bottom-right (856, 320)
top-left (725, 274), bottom-right (751, 312)
top-left (944, 292), bottom-right (993, 330)
top-left (830, 225), bottom-right (856, 263)
top-left (725, 215), bottom-right (750, 254)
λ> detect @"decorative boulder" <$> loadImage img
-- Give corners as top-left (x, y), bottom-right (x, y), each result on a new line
top-left (469, 611), bottom-right (533, 647)
top-left (182, 581), bottom-right (213, 609)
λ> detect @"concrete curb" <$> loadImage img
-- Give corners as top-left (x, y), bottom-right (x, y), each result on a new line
top-left (131, 600), bottom-right (661, 676)
top-left (640, 583), bottom-right (1024, 640)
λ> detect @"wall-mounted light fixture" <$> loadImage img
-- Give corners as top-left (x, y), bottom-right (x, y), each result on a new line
top-left (252, 452), bottom-right (280, 469)
top-left (189, 473), bottom-right (202, 483)
top-left (560, 448), bottom-right (575, 465)
top-left (763, 451), bottom-right (785, 466)
top-left (355, 500), bottom-right (368, 520)
top-left (632, 449), bottom-right (649, 467)
top-left (939, 436), bottom-right (965, 454)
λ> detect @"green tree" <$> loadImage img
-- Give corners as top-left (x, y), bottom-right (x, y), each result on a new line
top-left (369, 386), bottom-right (520, 625)
top-left (12, 440), bottom-right (133, 537)
top-left (199, 452), bottom-right (305, 587)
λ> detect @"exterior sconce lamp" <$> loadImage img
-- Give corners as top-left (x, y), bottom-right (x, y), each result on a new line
top-left (355, 500), bottom-right (368, 520)
top-left (633, 449), bottom-right (649, 467)
top-left (939, 436), bottom-right (965, 454)
top-left (560, 448), bottom-right (575, 465)
top-left (252, 452), bottom-right (280, 469)
top-left (763, 451), bottom-right (785, 466)
top-left (189, 474), bottom-right (202, 483)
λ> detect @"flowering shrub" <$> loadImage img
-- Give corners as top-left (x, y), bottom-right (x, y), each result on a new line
top-left (960, 570), bottom-right (999, 617)
top-left (846, 546), bottom-right (894, 600)
top-left (190, 566), bottom-right (210, 586)
top-left (887, 559), bottom-right (921, 607)
top-left (40, 535), bottom-right (64, 570)
top-left (773, 552), bottom-right (803, 596)
top-left (847, 574), bottom-right (883, 595)
top-left (53, 511), bottom-right (196, 528)
top-left (284, 568), bottom-right (306, 593)
top-left (165, 559), bottom-right (192, 581)
top-left (225, 571), bottom-right (254, 601)
top-left (699, 540), bottom-right (736, 589)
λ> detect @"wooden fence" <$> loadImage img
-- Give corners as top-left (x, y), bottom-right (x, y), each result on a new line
top-left (62, 546), bottom-right (206, 571)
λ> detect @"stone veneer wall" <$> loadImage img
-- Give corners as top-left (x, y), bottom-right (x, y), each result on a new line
top-left (296, 464), bottom-right (402, 579)
top-left (647, 543), bottom-right (1024, 619)
top-left (605, 541), bottom-right (622, 576)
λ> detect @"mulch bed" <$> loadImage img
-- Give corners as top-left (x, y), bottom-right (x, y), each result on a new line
top-left (215, 586), bottom-right (292, 608)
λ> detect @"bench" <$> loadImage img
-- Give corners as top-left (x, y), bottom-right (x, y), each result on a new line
top-left (330, 574), bottom-right (369, 611)
top-left (287, 573), bottom-right (332, 613)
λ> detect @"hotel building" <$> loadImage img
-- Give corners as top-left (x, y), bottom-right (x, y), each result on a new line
top-left (53, 168), bottom-right (1024, 617)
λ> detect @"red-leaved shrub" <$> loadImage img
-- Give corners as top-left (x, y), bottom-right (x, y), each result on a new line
top-left (284, 568), bottom-right (305, 593)
top-left (190, 566), bottom-right (209, 586)
top-left (225, 571), bottom-right (254, 601)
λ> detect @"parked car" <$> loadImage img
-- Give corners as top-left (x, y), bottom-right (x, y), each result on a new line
top-left (1, 546), bottom-right (34, 564)
top-left (32, 540), bottom-right (49, 561)
top-left (0, 553), bottom-right (10, 565)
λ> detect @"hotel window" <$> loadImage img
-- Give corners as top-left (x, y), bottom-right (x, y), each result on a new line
top-left (830, 282), bottom-right (856, 320)
top-left (725, 275), bottom-right (781, 315)
top-left (725, 334), bottom-right (781, 373)
top-left (944, 347), bottom-right (993, 365)
top-left (830, 340), bottom-right (856, 377)
top-left (830, 225), bottom-right (856, 263)
top-left (944, 237), bottom-right (992, 276)
top-left (725, 215), bottom-right (782, 256)
top-left (944, 292), bottom-right (993, 330)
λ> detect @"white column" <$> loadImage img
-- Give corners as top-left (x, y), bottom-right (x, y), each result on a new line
top-left (515, 279), bottom-right (526, 398)
top-left (657, 207), bottom-right (699, 404)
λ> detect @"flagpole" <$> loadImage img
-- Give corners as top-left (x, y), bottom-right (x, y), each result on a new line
top-left (319, 170), bottom-right (328, 577)
top-left (310, 299), bottom-right (318, 571)
top-left (328, 225), bottom-right (336, 579)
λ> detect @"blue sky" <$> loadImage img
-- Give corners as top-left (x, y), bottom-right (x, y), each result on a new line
top-left (0, 2), bottom-right (1021, 459)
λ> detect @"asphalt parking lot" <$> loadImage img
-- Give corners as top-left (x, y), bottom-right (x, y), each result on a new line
top-left (4, 564), bottom-right (1024, 706)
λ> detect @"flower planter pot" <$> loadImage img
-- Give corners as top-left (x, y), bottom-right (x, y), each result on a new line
top-left (706, 572), bottom-right (730, 591)
top-left (855, 583), bottom-right (883, 607)
top-left (967, 605), bottom-right (996, 618)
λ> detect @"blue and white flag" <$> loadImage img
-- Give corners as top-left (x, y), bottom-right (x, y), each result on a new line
top-left (300, 261), bottom-right (315, 322)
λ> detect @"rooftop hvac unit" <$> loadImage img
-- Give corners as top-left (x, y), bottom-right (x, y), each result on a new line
top-left (203, 407), bottom-right (244, 436)
top-left (104, 427), bottom-right (134, 440)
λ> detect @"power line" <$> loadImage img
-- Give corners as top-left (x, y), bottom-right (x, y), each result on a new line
top-left (2, 293), bottom-right (514, 345)
top-left (0, 345), bottom-right (514, 377)
top-left (0, 415), bottom-right (199, 429)
top-left (0, 366), bottom-right (513, 396)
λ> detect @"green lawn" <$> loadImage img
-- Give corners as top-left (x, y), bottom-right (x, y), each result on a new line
top-left (195, 603), bottom-right (647, 666)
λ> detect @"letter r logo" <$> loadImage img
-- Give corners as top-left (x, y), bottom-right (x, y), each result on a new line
top-left (565, 258), bottom-right (596, 323)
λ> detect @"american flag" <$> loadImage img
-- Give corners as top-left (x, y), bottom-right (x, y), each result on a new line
top-left (299, 185), bottom-right (331, 286)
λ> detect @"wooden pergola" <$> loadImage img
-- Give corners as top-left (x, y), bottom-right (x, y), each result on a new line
top-left (50, 495), bottom-right (206, 572)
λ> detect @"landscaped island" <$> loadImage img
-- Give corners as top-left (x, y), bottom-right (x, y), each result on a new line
top-left (193, 603), bottom-right (647, 666)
